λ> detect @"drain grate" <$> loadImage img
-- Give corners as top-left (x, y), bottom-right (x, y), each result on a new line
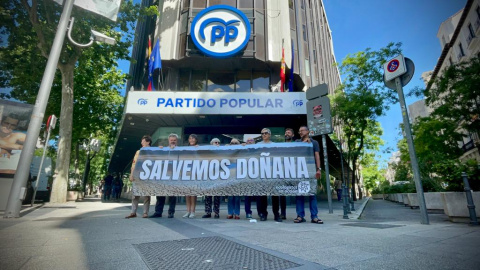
top-left (340, 222), bottom-right (405, 229)
top-left (134, 236), bottom-right (301, 270)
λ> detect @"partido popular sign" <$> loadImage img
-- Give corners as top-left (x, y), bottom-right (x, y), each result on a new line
top-left (131, 143), bottom-right (317, 196)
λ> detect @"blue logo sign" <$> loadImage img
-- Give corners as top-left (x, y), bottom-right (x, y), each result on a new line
top-left (293, 100), bottom-right (304, 107)
top-left (191, 5), bottom-right (251, 58)
top-left (137, 98), bottom-right (148, 105)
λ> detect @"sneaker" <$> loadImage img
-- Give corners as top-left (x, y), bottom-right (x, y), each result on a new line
top-left (260, 214), bottom-right (267, 221)
top-left (189, 212), bottom-right (196, 218)
top-left (214, 214), bottom-right (220, 219)
top-left (274, 216), bottom-right (283, 222)
top-left (234, 215), bottom-right (240, 220)
top-left (281, 214), bottom-right (286, 220)
top-left (183, 212), bottom-right (190, 218)
top-left (246, 214), bottom-right (253, 219)
top-left (202, 213), bottom-right (212, 218)
top-left (168, 213), bottom-right (174, 218)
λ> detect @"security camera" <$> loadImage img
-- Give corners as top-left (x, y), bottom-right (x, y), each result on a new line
top-left (91, 29), bottom-right (116, 45)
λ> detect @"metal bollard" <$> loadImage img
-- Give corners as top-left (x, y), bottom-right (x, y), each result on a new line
top-left (462, 172), bottom-right (479, 226)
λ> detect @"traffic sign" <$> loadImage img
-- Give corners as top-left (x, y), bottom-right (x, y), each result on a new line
top-left (384, 57), bottom-right (415, 90)
top-left (384, 54), bottom-right (407, 81)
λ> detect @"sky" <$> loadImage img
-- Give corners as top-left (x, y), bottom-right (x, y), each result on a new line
top-left (322, 0), bottom-right (467, 167)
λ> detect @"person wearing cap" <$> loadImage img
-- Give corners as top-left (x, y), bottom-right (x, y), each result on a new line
top-left (202, 138), bottom-right (222, 218)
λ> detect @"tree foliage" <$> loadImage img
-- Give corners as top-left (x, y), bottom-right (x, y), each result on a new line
top-left (333, 42), bottom-right (402, 200)
top-left (0, 0), bottom-right (154, 202)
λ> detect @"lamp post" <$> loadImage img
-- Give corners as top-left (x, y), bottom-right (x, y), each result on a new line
top-left (338, 140), bottom-right (349, 219)
top-left (81, 137), bottom-right (101, 196)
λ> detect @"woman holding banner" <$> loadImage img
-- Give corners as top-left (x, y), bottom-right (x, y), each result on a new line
top-left (183, 134), bottom-right (199, 219)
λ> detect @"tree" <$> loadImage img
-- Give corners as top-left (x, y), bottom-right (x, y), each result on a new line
top-left (359, 152), bottom-right (386, 194)
top-left (424, 56), bottom-right (480, 134)
top-left (0, 0), bottom-right (153, 203)
top-left (333, 42), bottom-right (402, 200)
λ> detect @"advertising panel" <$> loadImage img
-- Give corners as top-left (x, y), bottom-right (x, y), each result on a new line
top-left (0, 100), bottom-right (34, 174)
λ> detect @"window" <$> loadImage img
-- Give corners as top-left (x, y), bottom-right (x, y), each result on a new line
top-left (235, 70), bottom-right (251, 92)
top-left (305, 59), bottom-right (310, 77)
top-left (191, 70), bottom-right (206, 91)
top-left (179, 69), bottom-right (190, 91)
top-left (209, 0), bottom-right (234, 7)
top-left (208, 71), bottom-right (234, 92)
top-left (192, 0), bottom-right (205, 8)
top-left (302, 25), bottom-right (307, 41)
top-left (252, 72), bottom-right (269, 92)
top-left (468, 23), bottom-right (475, 38)
top-left (458, 43), bottom-right (465, 57)
top-left (476, 5), bottom-right (480, 19)
top-left (449, 57), bottom-right (453, 66)
top-left (182, 0), bottom-right (190, 10)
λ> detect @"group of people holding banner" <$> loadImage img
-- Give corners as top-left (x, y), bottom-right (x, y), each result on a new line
top-left (125, 126), bottom-right (324, 224)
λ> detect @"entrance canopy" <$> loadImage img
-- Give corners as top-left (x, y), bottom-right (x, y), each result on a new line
top-left (109, 91), bottom-right (350, 179)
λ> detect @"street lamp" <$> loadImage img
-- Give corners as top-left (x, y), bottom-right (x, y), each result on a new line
top-left (81, 137), bottom-right (101, 196)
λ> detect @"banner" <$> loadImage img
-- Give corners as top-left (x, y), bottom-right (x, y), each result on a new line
top-left (0, 100), bottom-right (34, 174)
top-left (132, 142), bottom-right (317, 196)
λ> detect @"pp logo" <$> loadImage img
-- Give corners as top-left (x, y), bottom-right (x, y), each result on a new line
top-left (293, 100), bottom-right (304, 107)
top-left (137, 98), bottom-right (148, 105)
top-left (191, 5), bottom-right (251, 58)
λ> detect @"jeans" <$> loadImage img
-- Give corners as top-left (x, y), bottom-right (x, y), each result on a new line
top-left (295, 195), bottom-right (318, 220)
top-left (227, 196), bottom-right (240, 215)
top-left (244, 196), bottom-right (254, 215)
top-left (155, 196), bottom-right (177, 215)
top-left (336, 189), bottom-right (342, 201)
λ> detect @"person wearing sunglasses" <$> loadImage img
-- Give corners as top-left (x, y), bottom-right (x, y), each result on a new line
top-left (255, 128), bottom-right (280, 221)
top-left (0, 114), bottom-right (26, 158)
top-left (202, 138), bottom-right (222, 218)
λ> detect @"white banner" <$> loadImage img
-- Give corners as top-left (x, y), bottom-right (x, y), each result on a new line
top-left (125, 91), bottom-right (307, 115)
top-left (54, 0), bottom-right (121, 21)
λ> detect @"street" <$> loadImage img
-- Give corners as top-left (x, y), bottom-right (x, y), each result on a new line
top-left (1, 197), bottom-right (479, 270)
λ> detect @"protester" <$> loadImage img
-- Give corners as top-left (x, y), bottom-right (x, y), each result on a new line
top-left (243, 137), bottom-right (255, 219)
top-left (151, 133), bottom-right (178, 218)
top-left (294, 126), bottom-right (323, 224)
top-left (202, 138), bottom-right (221, 219)
top-left (256, 128), bottom-right (276, 221)
top-left (103, 174), bottom-right (113, 201)
top-left (227, 138), bottom-right (241, 219)
top-left (125, 135), bottom-right (152, 218)
top-left (184, 134), bottom-right (199, 219)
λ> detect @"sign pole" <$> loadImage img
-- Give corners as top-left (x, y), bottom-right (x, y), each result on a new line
top-left (3, 0), bottom-right (75, 218)
top-left (31, 129), bottom-right (52, 206)
top-left (322, 135), bottom-right (333, 213)
top-left (395, 77), bottom-right (429, 225)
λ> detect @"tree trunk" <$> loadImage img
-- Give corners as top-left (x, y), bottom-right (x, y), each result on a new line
top-left (49, 65), bottom-right (74, 203)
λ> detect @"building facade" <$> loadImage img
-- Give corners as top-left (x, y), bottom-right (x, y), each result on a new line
top-left (427, 0), bottom-right (480, 163)
top-left (109, 0), bottom-right (349, 187)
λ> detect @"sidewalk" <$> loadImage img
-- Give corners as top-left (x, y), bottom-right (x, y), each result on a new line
top-left (1, 197), bottom-right (479, 269)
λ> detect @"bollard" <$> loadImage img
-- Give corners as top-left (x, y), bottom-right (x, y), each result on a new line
top-left (462, 172), bottom-right (479, 226)
top-left (342, 184), bottom-right (349, 219)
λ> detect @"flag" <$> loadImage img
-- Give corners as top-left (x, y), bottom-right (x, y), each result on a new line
top-left (148, 39), bottom-right (162, 91)
top-left (280, 46), bottom-right (285, 92)
top-left (147, 37), bottom-right (153, 91)
top-left (288, 43), bottom-right (294, 92)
